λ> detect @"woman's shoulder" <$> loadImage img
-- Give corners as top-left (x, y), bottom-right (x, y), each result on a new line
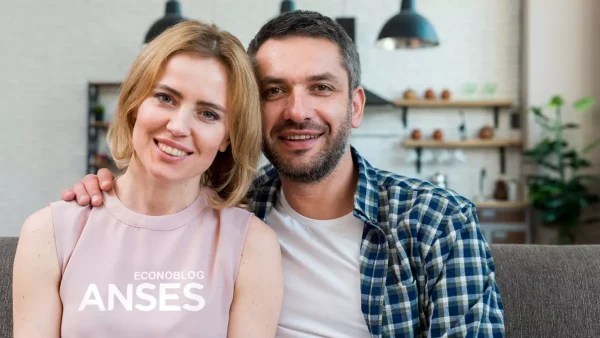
top-left (20, 199), bottom-right (91, 246)
top-left (245, 215), bottom-right (279, 250)
top-left (215, 206), bottom-right (279, 254)
top-left (20, 205), bottom-right (55, 239)
top-left (17, 206), bottom-right (60, 274)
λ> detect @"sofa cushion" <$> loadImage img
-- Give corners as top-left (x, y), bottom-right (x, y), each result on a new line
top-left (491, 244), bottom-right (600, 337)
top-left (0, 237), bottom-right (17, 338)
top-left (2, 238), bottom-right (600, 337)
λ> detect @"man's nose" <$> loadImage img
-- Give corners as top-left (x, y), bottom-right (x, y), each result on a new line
top-left (282, 89), bottom-right (314, 123)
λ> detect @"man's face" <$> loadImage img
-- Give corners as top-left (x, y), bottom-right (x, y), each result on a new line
top-left (255, 36), bottom-right (363, 183)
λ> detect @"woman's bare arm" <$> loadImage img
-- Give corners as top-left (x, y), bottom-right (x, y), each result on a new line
top-left (13, 206), bottom-right (62, 338)
top-left (227, 215), bottom-right (283, 338)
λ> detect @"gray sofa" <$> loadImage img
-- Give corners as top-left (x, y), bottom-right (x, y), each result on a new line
top-left (1, 237), bottom-right (599, 337)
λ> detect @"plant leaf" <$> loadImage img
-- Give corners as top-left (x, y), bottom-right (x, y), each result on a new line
top-left (574, 97), bottom-right (596, 111)
top-left (531, 106), bottom-right (549, 120)
top-left (537, 161), bottom-right (560, 171)
top-left (541, 212), bottom-right (558, 223)
top-left (582, 137), bottom-right (600, 154)
top-left (536, 119), bottom-right (556, 131)
top-left (548, 95), bottom-right (564, 107)
top-left (542, 199), bottom-right (564, 208)
top-left (570, 158), bottom-right (592, 169)
top-left (539, 185), bottom-right (563, 194)
top-left (562, 123), bottom-right (579, 129)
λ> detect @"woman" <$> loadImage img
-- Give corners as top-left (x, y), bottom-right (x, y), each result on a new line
top-left (13, 20), bottom-right (283, 337)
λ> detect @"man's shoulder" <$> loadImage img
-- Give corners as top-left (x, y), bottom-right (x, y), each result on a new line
top-left (371, 168), bottom-right (482, 249)
top-left (372, 167), bottom-right (474, 213)
top-left (250, 163), bottom-right (278, 191)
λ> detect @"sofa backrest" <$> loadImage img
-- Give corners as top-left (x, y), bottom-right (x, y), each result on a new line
top-left (0, 237), bottom-right (17, 338)
top-left (1, 238), bottom-right (599, 337)
top-left (491, 244), bottom-right (600, 337)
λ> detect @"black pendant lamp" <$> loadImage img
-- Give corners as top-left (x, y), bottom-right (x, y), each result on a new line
top-left (280, 0), bottom-right (295, 14)
top-left (377, 0), bottom-right (439, 50)
top-left (144, 0), bottom-right (187, 44)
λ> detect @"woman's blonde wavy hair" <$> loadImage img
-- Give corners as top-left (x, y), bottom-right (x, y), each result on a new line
top-left (107, 20), bottom-right (262, 209)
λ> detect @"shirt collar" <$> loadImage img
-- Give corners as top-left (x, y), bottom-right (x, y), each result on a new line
top-left (251, 146), bottom-right (380, 227)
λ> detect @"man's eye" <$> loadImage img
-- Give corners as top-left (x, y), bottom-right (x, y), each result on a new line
top-left (268, 88), bottom-right (281, 95)
top-left (316, 85), bottom-right (330, 91)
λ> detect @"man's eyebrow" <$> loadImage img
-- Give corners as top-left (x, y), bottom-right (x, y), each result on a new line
top-left (260, 76), bottom-right (286, 86)
top-left (154, 84), bottom-right (226, 113)
top-left (307, 72), bottom-right (339, 83)
top-left (260, 73), bottom-right (341, 86)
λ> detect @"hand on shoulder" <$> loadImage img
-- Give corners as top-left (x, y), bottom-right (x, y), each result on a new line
top-left (60, 168), bottom-right (115, 207)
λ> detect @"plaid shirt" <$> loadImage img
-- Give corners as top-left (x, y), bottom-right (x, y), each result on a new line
top-left (249, 146), bottom-right (504, 337)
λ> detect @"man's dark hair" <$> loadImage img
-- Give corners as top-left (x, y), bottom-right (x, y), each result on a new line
top-left (247, 10), bottom-right (361, 94)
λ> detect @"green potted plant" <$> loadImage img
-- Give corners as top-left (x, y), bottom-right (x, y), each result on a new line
top-left (523, 95), bottom-right (600, 244)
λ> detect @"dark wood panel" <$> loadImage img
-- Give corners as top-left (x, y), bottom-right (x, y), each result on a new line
top-left (477, 209), bottom-right (527, 223)
top-left (490, 230), bottom-right (527, 244)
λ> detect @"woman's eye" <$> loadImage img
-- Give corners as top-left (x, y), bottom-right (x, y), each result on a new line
top-left (200, 111), bottom-right (219, 121)
top-left (155, 93), bottom-right (173, 104)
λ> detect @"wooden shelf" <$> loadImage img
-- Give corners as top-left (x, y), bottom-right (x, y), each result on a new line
top-left (404, 138), bottom-right (521, 174)
top-left (475, 201), bottom-right (529, 209)
top-left (393, 99), bottom-right (514, 108)
top-left (89, 121), bottom-right (110, 128)
top-left (402, 139), bottom-right (522, 148)
top-left (393, 99), bottom-right (515, 128)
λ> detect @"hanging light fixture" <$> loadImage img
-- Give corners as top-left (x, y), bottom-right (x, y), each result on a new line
top-left (376, 0), bottom-right (439, 50)
top-left (144, 0), bottom-right (187, 44)
top-left (280, 0), bottom-right (295, 14)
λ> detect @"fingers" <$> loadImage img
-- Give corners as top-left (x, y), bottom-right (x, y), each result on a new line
top-left (72, 182), bottom-right (91, 206)
top-left (97, 168), bottom-right (115, 192)
top-left (82, 174), bottom-right (103, 207)
top-left (61, 189), bottom-right (75, 201)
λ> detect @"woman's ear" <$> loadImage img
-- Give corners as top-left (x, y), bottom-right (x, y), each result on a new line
top-left (219, 138), bottom-right (230, 152)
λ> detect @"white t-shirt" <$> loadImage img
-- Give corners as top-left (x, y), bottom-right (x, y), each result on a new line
top-left (266, 189), bottom-right (372, 338)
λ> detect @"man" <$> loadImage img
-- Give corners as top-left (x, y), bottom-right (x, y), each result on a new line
top-left (63, 10), bottom-right (504, 337)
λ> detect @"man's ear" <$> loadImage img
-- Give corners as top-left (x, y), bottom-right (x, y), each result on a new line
top-left (351, 86), bottom-right (365, 128)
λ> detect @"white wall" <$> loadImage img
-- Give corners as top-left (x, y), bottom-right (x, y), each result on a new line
top-left (524, 0), bottom-right (600, 242)
top-left (0, 0), bottom-right (522, 236)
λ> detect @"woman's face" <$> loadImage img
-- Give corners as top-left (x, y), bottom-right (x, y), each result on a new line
top-left (130, 53), bottom-right (230, 183)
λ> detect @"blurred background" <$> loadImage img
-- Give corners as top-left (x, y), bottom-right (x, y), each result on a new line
top-left (1, 0), bottom-right (599, 244)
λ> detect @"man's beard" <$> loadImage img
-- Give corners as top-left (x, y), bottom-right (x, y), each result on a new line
top-left (262, 110), bottom-right (352, 184)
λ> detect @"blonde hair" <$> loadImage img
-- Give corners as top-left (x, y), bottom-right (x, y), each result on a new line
top-left (107, 20), bottom-right (262, 209)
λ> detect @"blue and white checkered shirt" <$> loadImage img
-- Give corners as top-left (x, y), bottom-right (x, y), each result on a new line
top-left (249, 146), bottom-right (504, 337)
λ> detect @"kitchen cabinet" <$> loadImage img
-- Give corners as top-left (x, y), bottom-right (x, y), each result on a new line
top-left (475, 204), bottom-right (530, 244)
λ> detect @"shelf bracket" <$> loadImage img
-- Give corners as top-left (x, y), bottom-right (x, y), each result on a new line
top-left (415, 147), bottom-right (422, 174)
top-left (493, 106), bottom-right (500, 128)
top-left (402, 106), bottom-right (408, 128)
top-left (499, 146), bottom-right (506, 174)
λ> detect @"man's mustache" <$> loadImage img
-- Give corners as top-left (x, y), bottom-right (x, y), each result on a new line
top-left (271, 120), bottom-right (328, 134)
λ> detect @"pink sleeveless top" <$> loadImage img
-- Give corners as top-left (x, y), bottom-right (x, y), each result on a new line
top-left (49, 188), bottom-right (252, 337)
